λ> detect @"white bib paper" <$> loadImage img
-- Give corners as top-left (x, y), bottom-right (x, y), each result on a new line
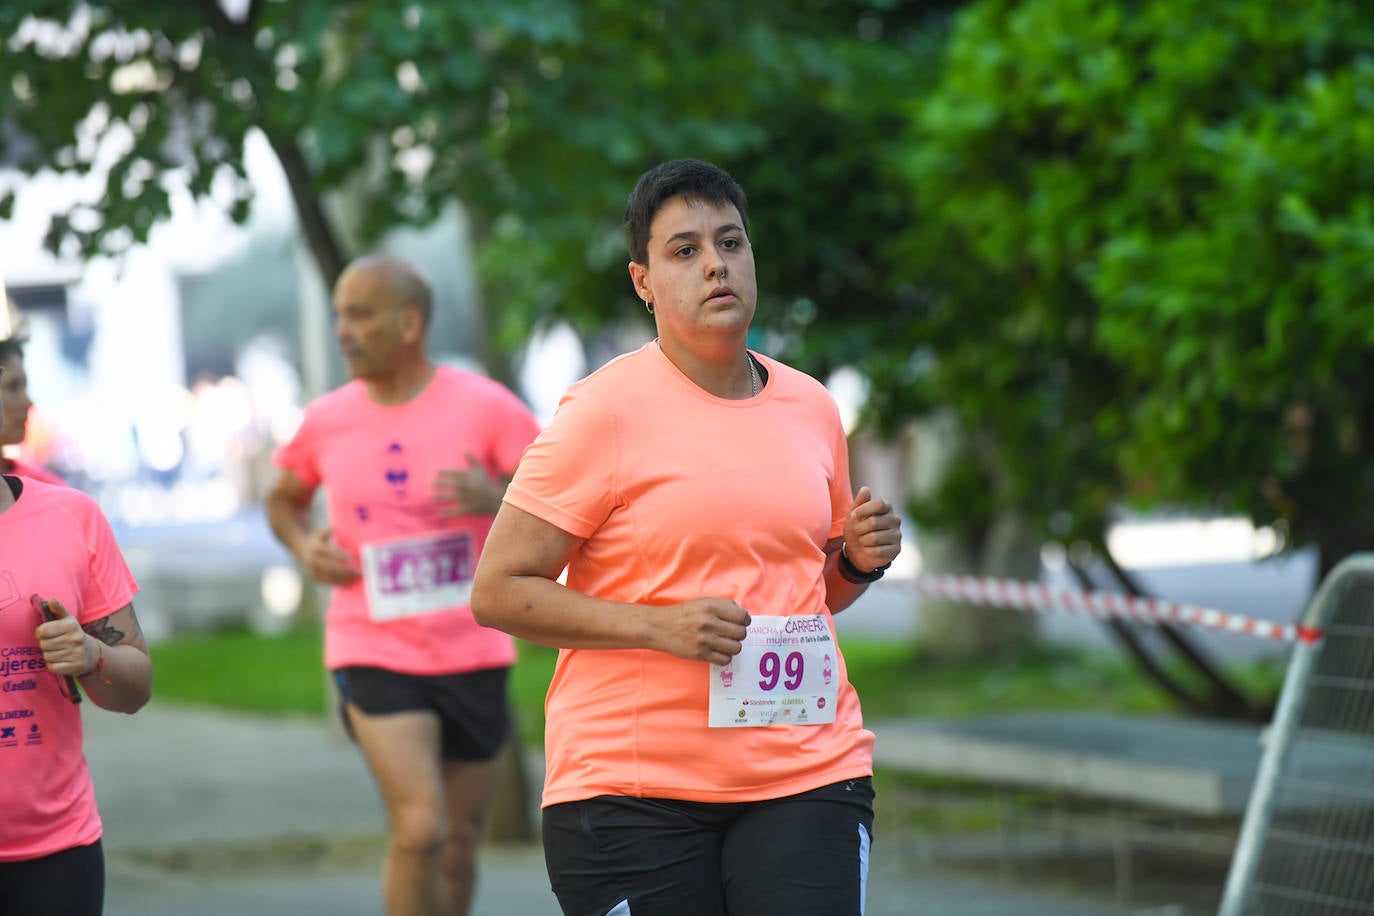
top-left (708, 614), bottom-right (839, 727)
top-left (361, 530), bottom-right (475, 622)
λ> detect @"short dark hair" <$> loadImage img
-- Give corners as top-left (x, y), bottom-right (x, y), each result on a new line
top-left (0, 338), bottom-right (23, 364)
top-left (623, 159), bottom-right (748, 266)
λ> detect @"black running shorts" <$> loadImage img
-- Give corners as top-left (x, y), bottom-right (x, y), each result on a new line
top-left (333, 665), bottom-right (511, 762)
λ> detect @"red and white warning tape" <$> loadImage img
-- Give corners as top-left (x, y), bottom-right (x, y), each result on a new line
top-left (878, 574), bottom-right (1323, 644)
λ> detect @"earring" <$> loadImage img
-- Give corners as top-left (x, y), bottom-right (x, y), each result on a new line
top-left (645, 301), bottom-right (655, 315)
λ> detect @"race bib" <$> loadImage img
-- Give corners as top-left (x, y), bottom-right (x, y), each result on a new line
top-left (361, 530), bottom-right (475, 622)
top-left (708, 614), bottom-right (839, 727)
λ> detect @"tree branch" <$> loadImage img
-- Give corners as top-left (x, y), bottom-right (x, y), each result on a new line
top-left (243, 0), bottom-right (266, 32)
top-left (1067, 557), bottom-right (1213, 715)
top-left (263, 130), bottom-right (347, 290)
top-left (198, 0), bottom-right (245, 37)
top-left (1096, 537), bottom-right (1262, 719)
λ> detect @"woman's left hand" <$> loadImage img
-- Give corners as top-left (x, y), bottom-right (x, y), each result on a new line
top-left (842, 487), bottom-right (902, 573)
top-left (434, 452), bottom-right (504, 517)
top-left (34, 597), bottom-right (98, 677)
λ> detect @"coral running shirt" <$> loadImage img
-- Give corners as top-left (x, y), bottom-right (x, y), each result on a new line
top-left (505, 343), bottom-right (875, 806)
top-left (274, 367), bottom-right (539, 675)
top-left (0, 477), bottom-right (138, 862)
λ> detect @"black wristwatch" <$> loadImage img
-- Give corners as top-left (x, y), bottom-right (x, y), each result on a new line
top-left (838, 542), bottom-right (891, 584)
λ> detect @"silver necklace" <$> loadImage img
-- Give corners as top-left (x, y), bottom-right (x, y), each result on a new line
top-left (747, 353), bottom-right (759, 397)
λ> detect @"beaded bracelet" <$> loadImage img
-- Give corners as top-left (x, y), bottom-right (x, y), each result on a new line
top-left (79, 640), bottom-right (113, 685)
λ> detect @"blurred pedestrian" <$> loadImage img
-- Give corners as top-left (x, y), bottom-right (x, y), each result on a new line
top-left (0, 338), bottom-right (66, 485)
top-left (471, 159), bottom-right (903, 915)
top-left (0, 362), bottom-right (154, 915)
top-left (266, 254), bottom-right (540, 916)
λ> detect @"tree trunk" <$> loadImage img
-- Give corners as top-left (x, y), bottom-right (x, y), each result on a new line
top-left (453, 207), bottom-right (518, 389)
top-left (483, 719), bottom-right (538, 844)
top-left (1073, 546), bottom-right (1270, 722)
top-left (265, 131), bottom-right (347, 292)
top-left (909, 414), bottom-right (1039, 659)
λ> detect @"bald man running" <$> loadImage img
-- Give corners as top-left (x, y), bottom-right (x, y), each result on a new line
top-left (267, 254), bottom-right (539, 915)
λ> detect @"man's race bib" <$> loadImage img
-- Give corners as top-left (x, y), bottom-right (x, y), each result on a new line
top-left (708, 614), bottom-right (839, 727)
top-left (361, 530), bottom-right (475, 622)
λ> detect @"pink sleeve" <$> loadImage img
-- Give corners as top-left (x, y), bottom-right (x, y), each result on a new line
top-left (273, 411), bottom-right (323, 488)
top-left (504, 383), bottom-right (618, 540)
top-left (486, 385), bottom-right (542, 476)
top-left (79, 499), bottom-right (138, 623)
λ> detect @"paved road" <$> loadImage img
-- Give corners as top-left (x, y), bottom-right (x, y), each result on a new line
top-left (105, 847), bottom-right (1133, 916)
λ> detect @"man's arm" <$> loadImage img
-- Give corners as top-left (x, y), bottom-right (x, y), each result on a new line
top-left (265, 469), bottom-right (358, 585)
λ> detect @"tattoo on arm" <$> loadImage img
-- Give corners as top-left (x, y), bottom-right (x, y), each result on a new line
top-left (126, 606), bottom-right (144, 641)
top-left (84, 616), bottom-right (128, 646)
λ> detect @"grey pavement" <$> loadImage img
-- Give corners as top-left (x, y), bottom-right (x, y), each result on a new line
top-left (83, 702), bottom-right (1141, 916)
top-left (871, 711), bottom-right (1264, 817)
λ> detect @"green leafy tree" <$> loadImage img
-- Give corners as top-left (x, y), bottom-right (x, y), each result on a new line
top-left (459, 3), bottom-right (966, 368)
top-left (0, 1), bottom-right (586, 289)
top-left (886, 0), bottom-right (1374, 716)
top-left (0, 1), bottom-right (952, 371)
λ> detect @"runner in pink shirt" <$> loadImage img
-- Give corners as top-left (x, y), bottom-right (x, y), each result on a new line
top-left (267, 254), bottom-right (539, 916)
top-left (0, 339), bottom-right (67, 486)
top-left (0, 365), bottom-right (153, 914)
top-left (473, 159), bottom-right (904, 916)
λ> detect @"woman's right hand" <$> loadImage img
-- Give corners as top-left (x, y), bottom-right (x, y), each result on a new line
top-left (654, 598), bottom-right (751, 666)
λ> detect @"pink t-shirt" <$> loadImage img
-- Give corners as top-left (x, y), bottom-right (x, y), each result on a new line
top-left (504, 342), bottom-right (876, 806)
top-left (0, 476), bottom-right (138, 862)
top-left (274, 366), bottom-right (540, 675)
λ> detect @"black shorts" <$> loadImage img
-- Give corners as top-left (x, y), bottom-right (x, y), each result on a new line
top-left (0, 839), bottom-right (104, 915)
top-left (333, 666), bottom-right (511, 762)
top-left (542, 777), bottom-right (875, 916)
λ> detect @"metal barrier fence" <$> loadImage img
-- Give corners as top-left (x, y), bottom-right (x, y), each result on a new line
top-left (1219, 553), bottom-right (1374, 915)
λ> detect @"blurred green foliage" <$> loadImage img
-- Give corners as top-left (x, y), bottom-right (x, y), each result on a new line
top-left (146, 623), bottom-right (327, 716)
top-left (0, 1), bottom-right (960, 380)
top-left (884, 0), bottom-right (1374, 568)
top-left (3, 0), bottom-right (1372, 570)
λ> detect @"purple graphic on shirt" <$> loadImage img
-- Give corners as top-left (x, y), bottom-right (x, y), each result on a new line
top-left (384, 441), bottom-right (409, 498)
top-left (0, 571), bottom-right (19, 612)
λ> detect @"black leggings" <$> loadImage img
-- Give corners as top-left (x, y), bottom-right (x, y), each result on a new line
top-left (0, 839), bottom-right (105, 915)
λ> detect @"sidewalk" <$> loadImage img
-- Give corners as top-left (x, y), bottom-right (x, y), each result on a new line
top-left (83, 702), bottom-right (1132, 915)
